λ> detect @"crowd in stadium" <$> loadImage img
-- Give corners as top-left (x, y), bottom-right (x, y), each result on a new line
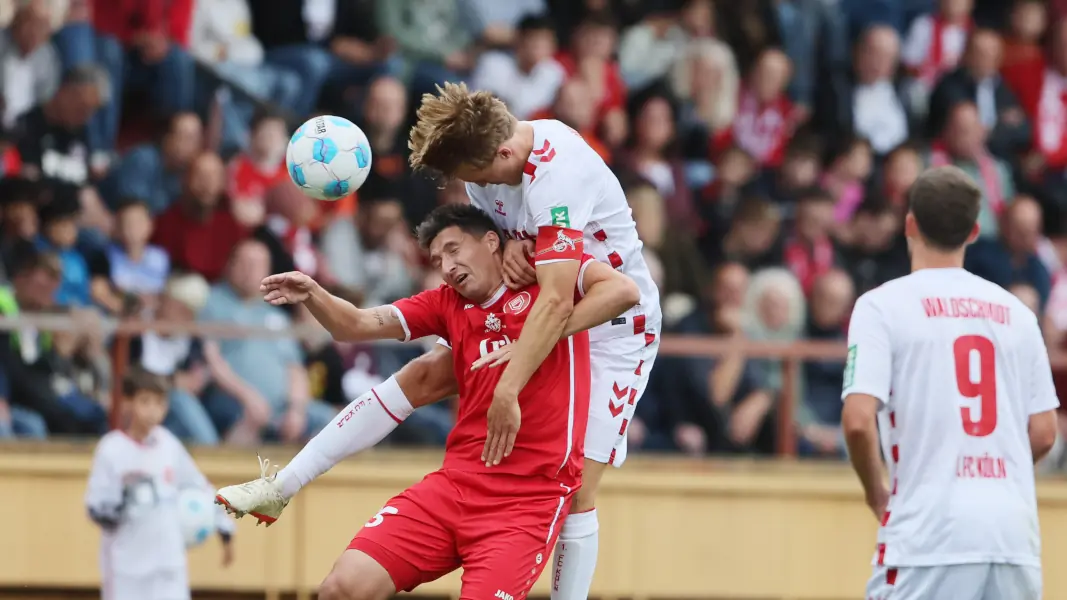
top-left (0, 0), bottom-right (1065, 461)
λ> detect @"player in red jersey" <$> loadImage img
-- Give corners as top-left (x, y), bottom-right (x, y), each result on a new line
top-left (216, 204), bottom-right (640, 599)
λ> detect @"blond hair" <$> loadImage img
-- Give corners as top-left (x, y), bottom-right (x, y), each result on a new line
top-left (408, 82), bottom-right (515, 177)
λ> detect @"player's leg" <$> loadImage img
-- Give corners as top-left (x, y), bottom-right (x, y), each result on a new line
top-left (552, 336), bottom-right (658, 600)
top-left (218, 345), bottom-right (457, 520)
top-left (104, 574), bottom-right (151, 600)
top-left (337, 471), bottom-right (461, 598)
top-left (983, 564), bottom-right (1042, 600)
top-left (866, 564), bottom-right (987, 600)
top-left (457, 474), bottom-right (574, 600)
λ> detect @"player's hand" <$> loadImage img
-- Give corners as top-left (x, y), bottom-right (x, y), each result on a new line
top-left (483, 387), bottom-right (521, 466)
top-left (470, 343), bottom-right (514, 371)
top-left (241, 392), bottom-right (273, 429)
top-left (221, 539), bottom-right (235, 568)
top-left (279, 406), bottom-right (307, 443)
top-left (261, 271), bottom-right (316, 305)
top-left (865, 486), bottom-right (890, 522)
top-left (502, 239), bottom-right (536, 289)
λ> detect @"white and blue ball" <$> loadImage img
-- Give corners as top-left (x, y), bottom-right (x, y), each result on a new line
top-left (286, 115), bottom-right (373, 201)
top-left (177, 487), bottom-right (216, 549)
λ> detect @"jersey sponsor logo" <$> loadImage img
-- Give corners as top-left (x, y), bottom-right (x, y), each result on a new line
top-left (844, 344), bottom-right (857, 387)
top-left (550, 206), bottom-right (570, 227)
top-left (494, 199), bottom-right (506, 216)
top-left (484, 313), bottom-right (502, 333)
top-left (504, 291), bottom-right (532, 316)
top-left (494, 590), bottom-right (515, 600)
top-left (478, 335), bottom-right (513, 359)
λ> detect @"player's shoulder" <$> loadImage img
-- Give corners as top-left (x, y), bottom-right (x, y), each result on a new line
top-left (528, 120), bottom-right (602, 173)
top-left (152, 425), bottom-right (183, 448)
top-left (94, 430), bottom-right (130, 457)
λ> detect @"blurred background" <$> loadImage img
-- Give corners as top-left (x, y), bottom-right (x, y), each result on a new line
top-left (6, 0), bottom-right (1067, 597)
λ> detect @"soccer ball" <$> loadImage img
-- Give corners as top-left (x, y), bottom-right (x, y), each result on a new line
top-left (177, 488), bottom-right (216, 549)
top-left (286, 115), bottom-right (373, 200)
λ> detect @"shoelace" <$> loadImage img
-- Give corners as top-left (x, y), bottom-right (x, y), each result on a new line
top-left (257, 453), bottom-right (280, 482)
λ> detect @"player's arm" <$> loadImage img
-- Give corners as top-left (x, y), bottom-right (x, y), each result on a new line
top-left (84, 442), bottom-right (123, 531)
top-left (563, 260), bottom-right (640, 337)
top-left (303, 282), bottom-right (409, 343)
top-left (1026, 314), bottom-right (1061, 463)
top-left (841, 295), bottom-right (892, 520)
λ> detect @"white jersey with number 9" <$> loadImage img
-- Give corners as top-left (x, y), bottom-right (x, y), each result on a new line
top-left (843, 268), bottom-right (1059, 568)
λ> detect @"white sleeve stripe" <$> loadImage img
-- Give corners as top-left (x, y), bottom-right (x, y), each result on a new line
top-left (389, 305), bottom-right (411, 342)
top-left (435, 337), bottom-right (452, 349)
top-left (577, 260), bottom-right (593, 298)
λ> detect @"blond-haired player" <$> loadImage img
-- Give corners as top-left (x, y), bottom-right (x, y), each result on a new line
top-left (843, 166), bottom-right (1058, 599)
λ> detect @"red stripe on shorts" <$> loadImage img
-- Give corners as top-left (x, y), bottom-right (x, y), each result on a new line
top-left (607, 251), bottom-right (623, 269)
top-left (633, 315), bottom-right (646, 335)
top-left (593, 229), bottom-right (607, 242)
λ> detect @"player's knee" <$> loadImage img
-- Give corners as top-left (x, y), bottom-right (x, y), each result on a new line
top-left (318, 570), bottom-right (387, 600)
top-left (572, 460), bottom-right (608, 513)
top-left (396, 346), bottom-right (456, 408)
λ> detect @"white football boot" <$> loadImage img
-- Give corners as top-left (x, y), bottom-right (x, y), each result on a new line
top-left (215, 455), bottom-right (289, 526)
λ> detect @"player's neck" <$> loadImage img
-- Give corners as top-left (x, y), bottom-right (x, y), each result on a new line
top-left (507, 122), bottom-right (536, 184)
top-left (911, 248), bottom-right (965, 272)
top-left (124, 424), bottom-right (152, 443)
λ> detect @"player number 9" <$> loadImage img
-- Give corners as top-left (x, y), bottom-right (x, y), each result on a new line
top-left (952, 335), bottom-right (997, 437)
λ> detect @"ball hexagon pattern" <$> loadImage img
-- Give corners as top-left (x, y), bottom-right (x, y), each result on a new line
top-left (286, 115), bottom-right (373, 201)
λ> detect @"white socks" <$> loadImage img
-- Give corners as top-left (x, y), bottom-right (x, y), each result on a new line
top-left (276, 376), bottom-right (413, 498)
top-left (550, 509), bottom-right (599, 600)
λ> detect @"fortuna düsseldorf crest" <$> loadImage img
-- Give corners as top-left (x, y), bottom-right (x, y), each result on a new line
top-left (484, 313), bottom-right (502, 333)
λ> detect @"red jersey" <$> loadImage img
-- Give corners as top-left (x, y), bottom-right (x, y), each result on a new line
top-left (391, 257), bottom-right (594, 486)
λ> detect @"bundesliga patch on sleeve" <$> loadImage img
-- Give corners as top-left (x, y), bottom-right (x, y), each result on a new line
top-left (843, 344), bottom-right (857, 387)
top-left (535, 226), bottom-right (583, 263)
top-left (550, 206), bottom-right (570, 227)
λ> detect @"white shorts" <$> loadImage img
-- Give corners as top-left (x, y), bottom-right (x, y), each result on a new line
top-left (104, 570), bottom-right (190, 600)
top-left (866, 564), bottom-right (1041, 600)
top-left (584, 332), bottom-right (659, 467)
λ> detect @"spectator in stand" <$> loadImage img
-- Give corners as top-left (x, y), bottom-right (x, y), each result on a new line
top-left (1010, 19), bottom-right (1067, 176)
top-left (876, 144), bottom-right (924, 210)
top-left (102, 112), bottom-right (204, 215)
top-left (1011, 281), bottom-right (1041, 315)
top-left (534, 77), bottom-right (611, 163)
top-left (840, 197), bottom-right (909, 296)
top-left (132, 272), bottom-right (219, 445)
top-left (715, 0), bottom-right (781, 74)
top-left (463, 0), bottom-right (548, 49)
top-left (0, 243), bottom-right (101, 435)
top-left (77, 0), bottom-right (196, 166)
top-left (822, 25), bottom-right (910, 157)
top-left (377, 0), bottom-right (476, 97)
top-left (715, 48), bottom-right (794, 168)
top-left (705, 196), bottom-right (783, 269)
top-left (1001, 0), bottom-right (1046, 81)
top-left (35, 184), bottom-right (90, 307)
top-left (927, 28), bottom-right (1031, 160)
top-left (928, 101), bottom-right (1015, 239)
top-left (470, 14), bottom-right (565, 121)
top-left (628, 182), bottom-right (706, 299)
top-left (966, 195), bottom-right (1052, 308)
top-left (556, 11), bottom-right (628, 147)
top-left (782, 188), bottom-right (838, 297)
top-left (0, 366), bottom-right (48, 439)
top-left (199, 239), bottom-right (336, 446)
top-left (0, 177), bottom-right (42, 275)
top-left (901, 0), bottom-right (973, 116)
top-left (619, 87), bottom-right (693, 229)
top-left (227, 110), bottom-right (289, 229)
top-left (798, 268), bottom-right (854, 458)
top-left (258, 180), bottom-right (333, 284)
top-left (152, 152), bottom-right (248, 281)
top-left (820, 136), bottom-right (873, 226)
top-left (617, 0), bottom-right (685, 90)
top-left (320, 190), bottom-right (416, 307)
top-left (99, 200), bottom-right (170, 313)
top-left (0, 0), bottom-right (60, 129)
top-left (672, 38), bottom-right (739, 159)
top-left (742, 135), bottom-right (820, 208)
top-left (189, 0), bottom-right (302, 153)
top-left (248, 0), bottom-right (395, 118)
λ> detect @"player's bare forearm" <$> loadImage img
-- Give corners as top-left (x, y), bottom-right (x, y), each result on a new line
top-left (305, 283), bottom-right (406, 342)
top-left (562, 262), bottom-right (640, 337)
top-left (497, 262), bottom-right (579, 393)
top-left (286, 364), bottom-right (311, 411)
top-left (842, 394), bottom-right (887, 498)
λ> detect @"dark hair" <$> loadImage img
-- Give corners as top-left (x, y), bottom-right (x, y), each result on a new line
top-left (785, 133), bottom-right (824, 162)
top-left (908, 166), bottom-right (982, 250)
top-left (250, 106), bottom-right (288, 133)
top-left (114, 197), bottom-right (151, 214)
top-left (578, 10), bottom-right (617, 31)
top-left (37, 182), bottom-right (80, 225)
top-left (7, 240), bottom-right (60, 278)
top-left (0, 176), bottom-right (42, 208)
top-left (825, 134), bottom-right (871, 165)
top-left (415, 204), bottom-right (504, 250)
top-left (855, 193), bottom-right (895, 218)
top-left (122, 366), bottom-right (169, 397)
top-left (517, 13), bottom-right (555, 34)
top-left (796, 186), bottom-right (834, 205)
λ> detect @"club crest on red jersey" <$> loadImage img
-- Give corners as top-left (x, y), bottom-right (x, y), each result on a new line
top-left (484, 312), bottom-right (502, 333)
top-left (504, 291), bottom-right (532, 316)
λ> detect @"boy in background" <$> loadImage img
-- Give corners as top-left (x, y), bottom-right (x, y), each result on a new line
top-left (86, 368), bottom-right (235, 600)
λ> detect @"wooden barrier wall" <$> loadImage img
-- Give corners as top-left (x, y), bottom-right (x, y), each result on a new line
top-left (3, 444), bottom-right (1067, 600)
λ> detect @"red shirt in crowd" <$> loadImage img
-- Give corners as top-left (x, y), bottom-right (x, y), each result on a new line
top-left (554, 53), bottom-right (626, 122)
top-left (713, 88), bottom-right (793, 167)
top-left (91, 0), bottom-right (194, 47)
top-left (152, 201), bottom-right (248, 281)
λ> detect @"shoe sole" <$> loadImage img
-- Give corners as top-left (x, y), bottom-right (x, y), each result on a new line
top-left (215, 493), bottom-right (278, 527)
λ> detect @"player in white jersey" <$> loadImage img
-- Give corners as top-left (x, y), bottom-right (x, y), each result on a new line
top-left (842, 166), bottom-right (1059, 600)
top-left (87, 368), bottom-right (235, 600)
top-left (215, 83), bottom-right (660, 600)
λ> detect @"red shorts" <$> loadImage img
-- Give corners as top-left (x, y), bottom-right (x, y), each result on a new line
top-left (348, 469), bottom-right (575, 598)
